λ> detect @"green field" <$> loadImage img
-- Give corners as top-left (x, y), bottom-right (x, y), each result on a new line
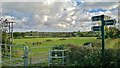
top-left (13, 37), bottom-right (97, 51)
top-left (13, 37), bottom-right (119, 54)
top-left (13, 37), bottom-right (97, 64)
top-left (14, 37), bottom-right (96, 45)
top-left (12, 37), bottom-right (119, 65)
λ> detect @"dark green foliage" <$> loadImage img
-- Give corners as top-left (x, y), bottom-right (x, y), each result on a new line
top-left (13, 32), bottom-right (26, 39)
top-left (106, 27), bottom-right (120, 39)
top-left (65, 44), bottom-right (120, 67)
top-left (13, 32), bottom-right (20, 39)
top-left (2, 31), bottom-right (8, 44)
top-left (59, 38), bottom-right (66, 40)
top-left (52, 45), bottom-right (67, 50)
top-left (46, 39), bottom-right (52, 42)
top-left (66, 44), bottom-right (101, 66)
top-left (13, 26), bottom-right (119, 39)
top-left (50, 45), bottom-right (68, 65)
top-left (52, 44), bottom-right (120, 67)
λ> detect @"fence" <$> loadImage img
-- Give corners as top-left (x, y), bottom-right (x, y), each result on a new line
top-left (29, 46), bottom-right (54, 66)
top-left (48, 45), bottom-right (69, 66)
top-left (0, 44), bottom-right (29, 67)
top-left (48, 49), bottom-right (68, 66)
top-left (1, 44), bottom-right (56, 67)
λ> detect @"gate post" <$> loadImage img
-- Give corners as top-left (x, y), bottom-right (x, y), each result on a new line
top-left (0, 23), bottom-right (2, 67)
top-left (23, 46), bottom-right (29, 68)
top-left (0, 44), bottom-right (2, 67)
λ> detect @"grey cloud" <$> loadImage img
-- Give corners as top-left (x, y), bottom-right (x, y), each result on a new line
top-left (2, 1), bottom-right (118, 32)
top-left (78, 2), bottom-right (118, 10)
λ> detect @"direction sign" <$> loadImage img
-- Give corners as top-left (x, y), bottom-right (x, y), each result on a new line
top-left (91, 26), bottom-right (101, 31)
top-left (91, 14), bottom-right (116, 67)
top-left (91, 16), bottom-right (102, 21)
top-left (104, 19), bottom-right (116, 25)
top-left (91, 15), bottom-right (111, 21)
top-left (91, 15), bottom-right (104, 21)
top-left (104, 15), bottom-right (111, 20)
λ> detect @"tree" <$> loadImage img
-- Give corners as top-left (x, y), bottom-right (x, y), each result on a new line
top-left (20, 32), bottom-right (26, 38)
top-left (2, 31), bottom-right (8, 53)
top-left (2, 31), bottom-right (8, 44)
top-left (106, 27), bottom-right (120, 38)
top-left (13, 32), bottom-right (20, 38)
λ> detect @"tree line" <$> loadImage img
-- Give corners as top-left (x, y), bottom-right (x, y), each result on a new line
top-left (12, 27), bottom-right (120, 39)
top-left (2, 27), bottom-right (119, 40)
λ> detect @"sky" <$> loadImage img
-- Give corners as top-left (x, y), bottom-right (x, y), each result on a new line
top-left (0, 0), bottom-right (119, 32)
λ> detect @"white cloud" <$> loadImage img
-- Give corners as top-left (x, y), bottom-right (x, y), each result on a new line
top-left (43, 15), bottom-right (48, 22)
top-left (2, 0), bottom-right (119, 2)
top-left (1, 15), bottom-right (16, 22)
top-left (79, 2), bottom-right (118, 10)
top-left (1, 0), bottom-right (119, 32)
top-left (57, 23), bottom-right (70, 28)
top-left (66, 18), bottom-right (72, 21)
top-left (71, 20), bottom-right (76, 24)
top-left (22, 17), bottom-right (29, 22)
top-left (43, 0), bottom-right (55, 5)
top-left (84, 0), bottom-right (119, 2)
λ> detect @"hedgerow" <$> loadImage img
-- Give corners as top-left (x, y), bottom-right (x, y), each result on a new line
top-left (59, 44), bottom-right (120, 67)
top-left (66, 44), bottom-right (101, 66)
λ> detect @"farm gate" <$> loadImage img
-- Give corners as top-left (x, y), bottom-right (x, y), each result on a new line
top-left (48, 46), bottom-right (69, 66)
top-left (48, 49), bottom-right (68, 66)
top-left (29, 46), bottom-right (54, 66)
top-left (0, 44), bottom-right (69, 67)
top-left (29, 45), bottom-right (69, 66)
top-left (0, 44), bottom-right (29, 67)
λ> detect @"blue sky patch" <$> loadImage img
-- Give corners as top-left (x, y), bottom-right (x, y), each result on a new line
top-left (87, 8), bottom-right (107, 13)
top-left (3, 10), bottom-right (32, 19)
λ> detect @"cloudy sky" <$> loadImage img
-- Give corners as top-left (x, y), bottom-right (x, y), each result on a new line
top-left (0, 0), bottom-right (119, 32)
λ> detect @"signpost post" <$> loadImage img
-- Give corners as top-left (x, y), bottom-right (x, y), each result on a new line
top-left (91, 15), bottom-right (116, 67)
top-left (101, 15), bottom-right (105, 67)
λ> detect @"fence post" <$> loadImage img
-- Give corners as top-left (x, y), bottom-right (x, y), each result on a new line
top-left (62, 51), bottom-right (64, 65)
top-left (0, 44), bottom-right (2, 67)
top-left (48, 50), bottom-right (51, 66)
top-left (9, 44), bottom-right (12, 66)
top-left (29, 49), bottom-right (32, 65)
top-left (0, 25), bottom-right (2, 67)
top-left (23, 46), bottom-right (29, 68)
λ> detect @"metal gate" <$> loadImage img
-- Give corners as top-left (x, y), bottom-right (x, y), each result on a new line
top-left (1, 44), bottom-right (29, 67)
top-left (48, 49), bottom-right (67, 66)
top-left (29, 46), bottom-right (54, 66)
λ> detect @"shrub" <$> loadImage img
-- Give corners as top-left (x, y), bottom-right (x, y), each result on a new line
top-left (66, 44), bottom-right (120, 67)
top-left (46, 39), bottom-right (52, 42)
top-left (59, 38), bottom-right (66, 40)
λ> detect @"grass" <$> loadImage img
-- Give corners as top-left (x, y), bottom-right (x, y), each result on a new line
top-left (13, 37), bottom-right (97, 65)
top-left (12, 37), bottom-right (119, 65)
top-left (13, 38), bottom-right (62, 44)
top-left (105, 38), bottom-right (120, 49)
top-left (13, 37), bottom-right (97, 53)
top-left (14, 37), bottom-right (96, 46)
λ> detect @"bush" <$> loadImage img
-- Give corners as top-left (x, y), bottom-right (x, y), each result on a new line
top-left (50, 44), bottom-right (120, 67)
top-left (46, 39), bottom-right (52, 42)
top-left (59, 38), bottom-right (66, 40)
top-left (16, 36), bottom-right (23, 39)
top-left (66, 44), bottom-right (120, 67)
